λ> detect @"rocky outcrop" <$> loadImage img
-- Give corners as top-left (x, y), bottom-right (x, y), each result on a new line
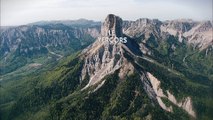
top-left (101, 14), bottom-right (123, 37)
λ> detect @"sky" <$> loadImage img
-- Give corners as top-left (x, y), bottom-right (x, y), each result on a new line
top-left (1, 0), bottom-right (212, 26)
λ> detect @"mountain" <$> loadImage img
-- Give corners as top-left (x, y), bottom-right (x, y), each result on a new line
top-left (0, 14), bottom-right (213, 120)
top-left (28, 19), bottom-right (101, 27)
top-left (1, 17), bottom-right (212, 76)
top-left (0, 23), bottom-right (100, 75)
top-left (123, 18), bottom-right (213, 76)
top-left (123, 18), bottom-right (213, 50)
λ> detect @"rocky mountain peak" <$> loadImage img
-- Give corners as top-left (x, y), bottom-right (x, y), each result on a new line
top-left (101, 14), bottom-right (123, 37)
top-left (81, 14), bottom-right (135, 89)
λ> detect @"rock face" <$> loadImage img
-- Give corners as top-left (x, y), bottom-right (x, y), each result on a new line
top-left (81, 14), bottom-right (131, 88)
top-left (101, 14), bottom-right (123, 37)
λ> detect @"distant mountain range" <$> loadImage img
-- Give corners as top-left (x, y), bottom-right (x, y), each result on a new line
top-left (28, 19), bottom-right (101, 26)
top-left (0, 22), bottom-right (100, 75)
top-left (1, 16), bottom-right (212, 75)
top-left (0, 14), bottom-right (213, 120)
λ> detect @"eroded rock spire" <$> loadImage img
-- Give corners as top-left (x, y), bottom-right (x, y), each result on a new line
top-left (101, 14), bottom-right (123, 37)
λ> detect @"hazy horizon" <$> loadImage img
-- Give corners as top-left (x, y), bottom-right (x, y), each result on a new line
top-left (1, 0), bottom-right (212, 26)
